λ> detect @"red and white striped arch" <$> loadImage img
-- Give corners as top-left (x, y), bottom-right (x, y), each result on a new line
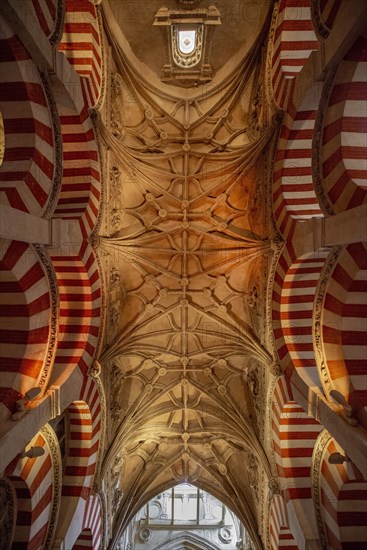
top-left (58, 0), bottom-right (103, 108)
top-left (269, 494), bottom-right (299, 550)
top-left (273, 82), bottom-right (324, 240)
top-left (30, 0), bottom-right (59, 42)
top-left (321, 35), bottom-right (367, 213)
top-left (72, 494), bottom-right (102, 549)
top-left (271, 0), bottom-right (320, 109)
top-left (280, 250), bottom-right (330, 388)
top-left (49, 242), bottom-right (101, 388)
top-left (272, 377), bottom-right (322, 544)
top-left (319, 437), bottom-right (367, 549)
top-left (55, 101), bottom-right (100, 238)
top-left (272, 242), bottom-right (295, 369)
top-left (0, 240), bottom-right (53, 417)
top-left (73, 528), bottom-right (93, 549)
top-left (272, 242), bottom-right (330, 389)
top-left (321, 242), bottom-right (367, 427)
top-left (55, 378), bottom-right (102, 548)
top-left (62, 377), bottom-right (101, 498)
top-left (5, 431), bottom-right (55, 549)
top-left (0, 16), bottom-right (57, 216)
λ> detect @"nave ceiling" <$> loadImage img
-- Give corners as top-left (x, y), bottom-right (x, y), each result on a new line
top-left (95, 1), bottom-right (278, 546)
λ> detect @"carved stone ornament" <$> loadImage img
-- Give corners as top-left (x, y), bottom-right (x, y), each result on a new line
top-left (264, 1), bottom-right (283, 113)
top-left (247, 452), bottom-right (260, 499)
top-left (110, 73), bottom-right (124, 138)
top-left (110, 301), bottom-right (121, 327)
top-left (0, 479), bottom-right (16, 549)
top-left (88, 360), bottom-right (102, 379)
top-left (109, 166), bottom-right (122, 200)
top-left (268, 477), bottom-right (280, 495)
top-left (34, 244), bottom-right (59, 390)
top-left (110, 400), bottom-right (123, 423)
top-left (247, 366), bottom-right (259, 398)
top-left (113, 487), bottom-right (123, 509)
top-left (311, 429), bottom-right (332, 549)
top-left (313, 246), bottom-right (342, 396)
top-left (49, 0), bottom-right (65, 46)
top-left (41, 424), bottom-right (62, 549)
top-left (90, 232), bottom-right (101, 249)
top-left (219, 527), bottom-right (233, 544)
top-left (153, 5), bottom-right (221, 86)
top-left (139, 527), bottom-right (152, 542)
top-left (94, 3), bottom-right (106, 110)
top-left (247, 285), bottom-right (259, 310)
top-left (311, 0), bottom-right (332, 40)
top-left (110, 266), bottom-right (121, 289)
top-left (269, 361), bottom-right (282, 377)
top-left (109, 364), bottom-right (124, 423)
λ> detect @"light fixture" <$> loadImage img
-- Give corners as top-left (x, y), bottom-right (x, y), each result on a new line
top-left (11, 387), bottom-right (41, 421)
top-left (153, 5), bottom-right (221, 86)
top-left (328, 389), bottom-right (358, 425)
top-left (328, 452), bottom-right (351, 465)
top-left (20, 446), bottom-right (45, 459)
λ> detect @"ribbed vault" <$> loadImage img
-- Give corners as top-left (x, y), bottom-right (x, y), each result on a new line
top-left (96, 2), bottom-right (276, 548)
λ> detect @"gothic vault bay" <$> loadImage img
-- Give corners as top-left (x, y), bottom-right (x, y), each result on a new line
top-left (0, 1), bottom-right (366, 549)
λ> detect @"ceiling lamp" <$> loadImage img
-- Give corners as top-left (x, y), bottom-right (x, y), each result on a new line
top-left (153, 5), bottom-right (221, 86)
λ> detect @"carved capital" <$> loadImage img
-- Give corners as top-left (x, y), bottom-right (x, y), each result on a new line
top-left (268, 477), bottom-right (280, 495)
top-left (88, 360), bottom-right (102, 379)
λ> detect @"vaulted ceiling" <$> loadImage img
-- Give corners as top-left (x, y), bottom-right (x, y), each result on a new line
top-left (96, 1), bottom-right (276, 547)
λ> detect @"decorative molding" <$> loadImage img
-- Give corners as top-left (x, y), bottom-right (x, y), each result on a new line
top-left (264, 1), bottom-right (281, 112)
top-left (311, 0), bottom-right (331, 41)
top-left (258, 466), bottom-right (267, 548)
top-left (247, 452), bottom-right (260, 501)
top-left (41, 423), bottom-right (63, 549)
top-left (153, 5), bottom-right (221, 86)
top-left (34, 244), bottom-right (59, 391)
top-left (110, 73), bottom-right (124, 138)
top-left (91, 240), bottom-right (107, 361)
top-left (265, 235), bottom-right (284, 361)
top-left (108, 165), bottom-right (122, 234)
top-left (311, 429), bottom-right (332, 549)
top-left (313, 246), bottom-right (342, 396)
top-left (88, 360), bottom-right (102, 379)
top-left (90, 105), bottom-right (105, 236)
top-left (99, 489), bottom-right (108, 550)
top-left (39, 70), bottom-right (63, 220)
top-left (88, 362), bottom-right (107, 492)
top-left (312, 66), bottom-right (337, 217)
top-left (49, 0), bottom-right (65, 46)
top-left (94, 4), bottom-right (107, 110)
top-left (0, 478), bottom-right (16, 549)
top-left (268, 477), bottom-right (280, 496)
top-left (263, 373), bottom-right (280, 480)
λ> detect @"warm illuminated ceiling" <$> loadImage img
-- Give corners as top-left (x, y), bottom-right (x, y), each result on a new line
top-left (97, 1), bottom-right (276, 548)
top-left (107, 0), bottom-right (270, 89)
